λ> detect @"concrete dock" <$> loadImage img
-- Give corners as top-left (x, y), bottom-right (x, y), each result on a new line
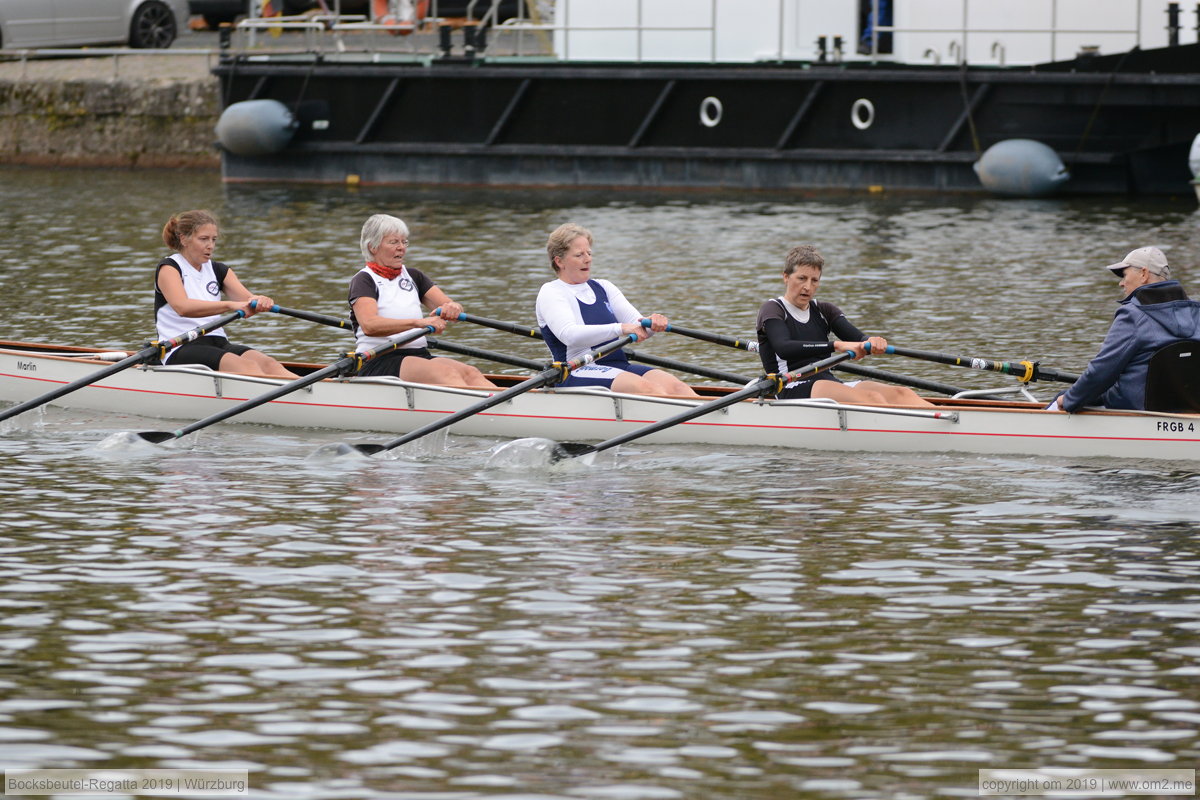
top-left (0, 48), bottom-right (221, 170)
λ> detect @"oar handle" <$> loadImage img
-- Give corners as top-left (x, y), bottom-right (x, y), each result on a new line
top-left (639, 318), bottom-right (760, 353)
top-left (426, 338), bottom-right (546, 371)
top-left (439, 309), bottom-right (544, 340)
top-left (1033, 365), bottom-right (1081, 384)
top-left (268, 304), bottom-right (354, 331)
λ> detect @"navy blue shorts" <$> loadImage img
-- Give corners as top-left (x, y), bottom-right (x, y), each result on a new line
top-left (558, 362), bottom-right (653, 389)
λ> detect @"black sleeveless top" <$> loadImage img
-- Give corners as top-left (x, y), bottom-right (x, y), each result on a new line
top-left (755, 297), bottom-right (866, 374)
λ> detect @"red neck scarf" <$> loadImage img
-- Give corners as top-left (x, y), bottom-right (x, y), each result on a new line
top-left (366, 261), bottom-right (403, 281)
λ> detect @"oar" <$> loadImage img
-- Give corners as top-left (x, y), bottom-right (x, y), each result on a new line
top-left (632, 318), bottom-right (970, 396)
top-left (880, 345), bottom-right (1079, 384)
top-left (836, 362), bottom-right (968, 397)
top-left (441, 311), bottom-right (755, 385)
top-left (0, 309), bottom-right (249, 424)
top-left (426, 338), bottom-right (546, 371)
top-left (135, 326), bottom-right (434, 444)
top-left (347, 333), bottom-right (641, 457)
top-left (637, 318), bottom-right (760, 353)
top-left (552, 349), bottom-right (860, 462)
top-left (267, 304), bottom-right (354, 332)
top-left (438, 310), bottom-right (541, 340)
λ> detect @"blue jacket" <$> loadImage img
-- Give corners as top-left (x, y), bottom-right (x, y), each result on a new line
top-left (1061, 280), bottom-right (1200, 411)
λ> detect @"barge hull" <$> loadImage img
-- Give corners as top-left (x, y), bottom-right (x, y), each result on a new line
top-left (213, 45), bottom-right (1200, 195)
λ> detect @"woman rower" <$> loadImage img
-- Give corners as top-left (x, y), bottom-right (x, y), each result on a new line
top-left (347, 214), bottom-right (496, 388)
top-left (536, 223), bottom-right (698, 397)
top-left (756, 245), bottom-right (930, 406)
top-left (155, 210), bottom-right (297, 378)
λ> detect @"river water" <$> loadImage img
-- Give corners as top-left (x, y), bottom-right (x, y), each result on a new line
top-left (1, 166), bottom-right (1199, 799)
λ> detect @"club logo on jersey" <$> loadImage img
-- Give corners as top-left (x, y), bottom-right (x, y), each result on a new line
top-left (398, 277), bottom-right (414, 292)
top-left (207, 281), bottom-right (220, 296)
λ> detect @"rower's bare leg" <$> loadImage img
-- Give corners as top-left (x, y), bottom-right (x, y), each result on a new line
top-left (641, 369), bottom-right (699, 397)
top-left (611, 369), bottom-right (697, 397)
top-left (218, 350), bottom-right (299, 378)
top-left (400, 356), bottom-right (498, 388)
top-left (812, 380), bottom-right (931, 407)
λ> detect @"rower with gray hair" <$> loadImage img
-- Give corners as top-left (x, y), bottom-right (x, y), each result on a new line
top-left (347, 214), bottom-right (497, 388)
top-left (1048, 246), bottom-right (1200, 411)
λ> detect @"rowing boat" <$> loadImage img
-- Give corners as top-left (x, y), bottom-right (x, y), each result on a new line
top-left (3, 340), bottom-right (1198, 461)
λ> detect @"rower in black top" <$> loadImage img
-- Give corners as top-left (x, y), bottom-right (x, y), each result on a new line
top-left (755, 244), bottom-right (930, 406)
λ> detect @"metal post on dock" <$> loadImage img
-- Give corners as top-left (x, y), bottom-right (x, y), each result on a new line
top-left (711, 0), bottom-right (717, 63)
top-left (1168, 1), bottom-right (1181, 45)
top-left (1050, 0), bottom-right (1057, 63)
top-left (636, 0), bottom-right (642, 62)
top-left (778, 0), bottom-right (785, 61)
top-left (961, 0), bottom-right (968, 63)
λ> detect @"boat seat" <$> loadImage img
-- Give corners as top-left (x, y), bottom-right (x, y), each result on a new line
top-left (1144, 340), bottom-right (1200, 412)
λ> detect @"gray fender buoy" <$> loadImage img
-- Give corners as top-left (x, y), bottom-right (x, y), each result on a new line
top-left (973, 139), bottom-right (1069, 197)
top-left (1188, 132), bottom-right (1200, 179)
top-left (214, 99), bottom-right (297, 157)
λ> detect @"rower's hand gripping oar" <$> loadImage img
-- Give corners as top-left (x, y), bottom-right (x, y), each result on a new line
top-left (135, 325), bottom-right (435, 444)
top-left (266, 304), bottom-right (354, 332)
top-left (347, 333), bottom-right (641, 457)
top-left (638, 317), bottom-right (760, 353)
top-left (552, 347), bottom-right (864, 462)
top-left (878, 344), bottom-right (1079, 384)
top-left (0, 308), bottom-right (251, 425)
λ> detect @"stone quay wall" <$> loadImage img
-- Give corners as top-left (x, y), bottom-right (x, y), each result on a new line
top-left (0, 55), bottom-right (221, 169)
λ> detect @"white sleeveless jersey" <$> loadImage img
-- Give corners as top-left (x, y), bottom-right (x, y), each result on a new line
top-left (355, 266), bottom-right (427, 352)
top-left (156, 254), bottom-right (229, 361)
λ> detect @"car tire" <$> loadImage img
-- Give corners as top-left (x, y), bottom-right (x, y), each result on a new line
top-left (129, 1), bottom-right (178, 48)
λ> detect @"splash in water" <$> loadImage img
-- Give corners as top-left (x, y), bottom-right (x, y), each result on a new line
top-left (92, 430), bottom-right (175, 455)
top-left (486, 437), bottom-right (604, 469)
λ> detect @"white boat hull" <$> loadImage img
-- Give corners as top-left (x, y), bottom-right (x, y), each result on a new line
top-left (3, 341), bottom-right (1199, 461)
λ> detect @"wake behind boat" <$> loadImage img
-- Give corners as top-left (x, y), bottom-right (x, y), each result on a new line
top-left (3, 340), bottom-right (1198, 462)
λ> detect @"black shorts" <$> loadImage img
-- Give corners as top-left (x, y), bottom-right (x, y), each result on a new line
top-left (355, 347), bottom-right (434, 377)
top-left (776, 371), bottom-right (843, 400)
top-left (165, 336), bottom-right (253, 370)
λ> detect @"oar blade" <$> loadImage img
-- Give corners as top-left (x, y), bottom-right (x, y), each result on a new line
top-left (550, 441), bottom-right (597, 462)
top-left (351, 443), bottom-right (387, 456)
top-left (136, 431), bottom-right (179, 444)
